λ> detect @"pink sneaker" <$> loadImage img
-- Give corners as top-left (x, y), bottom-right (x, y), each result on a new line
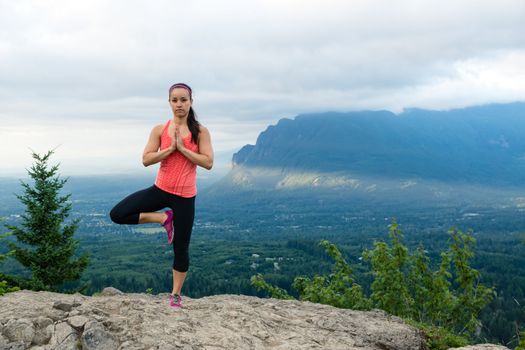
top-left (162, 210), bottom-right (174, 244)
top-left (169, 294), bottom-right (183, 308)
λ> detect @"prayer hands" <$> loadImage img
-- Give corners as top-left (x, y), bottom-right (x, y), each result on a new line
top-left (169, 126), bottom-right (177, 152)
top-left (174, 126), bottom-right (186, 152)
top-left (168, 125), bottom-right (187, 153)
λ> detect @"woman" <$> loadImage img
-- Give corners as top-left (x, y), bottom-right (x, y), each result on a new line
top-left (110, 83), bottom-right (213, 308)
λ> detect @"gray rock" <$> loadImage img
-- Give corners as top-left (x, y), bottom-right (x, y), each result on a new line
top-left (118, 340), bottom-right (147, 350)
top-left (0, 289), bottom-right (508, 350)
top-left (49, 321), bottom-right (78, 350)
top-left (0, 333), bottom-right (8, 346)
top-left (2, 318), bottom-right (34, 343)
top-left (81, 321), bottom-right (118, 350)
top-left (34, 316), bottom-right (53, 330)
top-left (32, 324), bottom-right (53, 345)
top-left (68, 310), bottom-right (80, 317)
top-left (1, 341), bottom-right (28, 350)
top-left (32, 317), bottom-right (54, 345)
top-left (449, 345), bottom-right (510, 350)
top-left (53, 301), bottom-right (74, 312)
top-left (100, 287), bottom-right (124, 296)
top-left (44, 308), bottom-right (67, 322)
top-left (67, 315), bottom-right (89, 330)
top-left (52, 298), bottom-right (83, 313)
top-left (54, 338), bottom-right (80, 350)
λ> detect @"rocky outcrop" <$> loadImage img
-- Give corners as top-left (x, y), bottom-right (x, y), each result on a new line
top-left (452, 346), bottom-right (509, 350)
top-left (0, 288), bottom-right (508, 350)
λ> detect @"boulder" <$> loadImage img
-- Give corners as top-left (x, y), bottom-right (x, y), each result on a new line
top-left (2, 318), bottom-right (34, 343)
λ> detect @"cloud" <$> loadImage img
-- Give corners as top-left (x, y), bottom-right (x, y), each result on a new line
top-left (1, 0), bottom-right (524, 174)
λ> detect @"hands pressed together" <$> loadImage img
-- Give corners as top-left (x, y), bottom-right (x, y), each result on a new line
top-left (169, 126), bottom-right (186, 153)
top-left (142, 121), bottom-right (212, 169)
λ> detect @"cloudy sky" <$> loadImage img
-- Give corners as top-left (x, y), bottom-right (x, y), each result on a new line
top-left (1, 0), bottom-right (524, 178)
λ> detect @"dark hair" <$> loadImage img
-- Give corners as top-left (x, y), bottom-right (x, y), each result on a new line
top-left (188, 106), bottom-right (200, 144)
top-left (169, 83), bottom-right (192, 98)
top-left (169, 83), bottom-right (200, 144)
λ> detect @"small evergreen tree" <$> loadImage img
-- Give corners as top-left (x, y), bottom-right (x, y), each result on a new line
top-left (409, 247), bottom-right (455, 328)
top-left (5, 151), bottom-right (89, 291)
top-left (448, 228), bottom-right (494, 336)
top-left (364, 223), bottom-right (493, 337)
top-left (292, 240), bottom-right (371, 310)
top-left (363, 220), bottom-right (414, 318)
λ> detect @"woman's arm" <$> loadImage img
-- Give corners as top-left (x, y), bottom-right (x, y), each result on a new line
top-left (142, 125), bottom-right (176, 167)
top-left (177, 126), bottom-right (214, 170)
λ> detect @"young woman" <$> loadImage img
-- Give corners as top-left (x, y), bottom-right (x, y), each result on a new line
top-left (110, 83), bottom-right (213, 308)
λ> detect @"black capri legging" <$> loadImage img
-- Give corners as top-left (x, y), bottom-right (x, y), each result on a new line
top-left (109, 185), bottom-right (195, 272)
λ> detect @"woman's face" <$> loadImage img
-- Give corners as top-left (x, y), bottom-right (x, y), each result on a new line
top-left (169, 88), bottom-right (192, 118)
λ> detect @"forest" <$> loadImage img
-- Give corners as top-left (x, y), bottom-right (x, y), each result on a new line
top-left (1, 175), bottom-right (525, 347)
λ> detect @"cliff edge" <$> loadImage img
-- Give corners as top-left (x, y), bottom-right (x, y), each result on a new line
top-left (0, 288), bottom-right (508, 350)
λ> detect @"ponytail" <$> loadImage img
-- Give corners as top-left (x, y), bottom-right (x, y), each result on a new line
top-left (188, 106), bottom-right (200, 144)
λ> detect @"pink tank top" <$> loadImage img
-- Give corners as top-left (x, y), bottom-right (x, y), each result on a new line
top-left (155, 120), bottom-right (199, 197)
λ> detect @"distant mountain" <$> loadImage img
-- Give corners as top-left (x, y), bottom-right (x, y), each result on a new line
top-left (204, 102), bottom-right (525, 206)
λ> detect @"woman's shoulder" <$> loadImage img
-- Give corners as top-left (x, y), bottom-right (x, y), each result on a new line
top-left (151, 123), bottom-right (168, 136)
top-left (197, 124), bottom-right (211, 143)
top-left (198, 124), bottom-right (210, 134)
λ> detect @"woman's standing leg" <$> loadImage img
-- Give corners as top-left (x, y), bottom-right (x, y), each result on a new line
top-left (172, 270), bottom-right (187, 297)
top-left (168, 195), bottom-right (195, 298)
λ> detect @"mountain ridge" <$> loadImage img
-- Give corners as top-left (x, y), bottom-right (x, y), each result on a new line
top-left (220, 103), bottom-right (525, 194)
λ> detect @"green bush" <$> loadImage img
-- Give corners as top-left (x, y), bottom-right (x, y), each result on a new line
top-left (407, 320), bottom-right (469, 350)
top-left (292, 240), bottom-right (371, 310)
top-left (252, 220), bottom-right (494, 348)
top-left (363, 221), bottom-right (413, 317)
top-left (0, 280), bottom-right (20, 296)
top-left (516, 330), bottom-right (525, 350)
top-left (251, 274), bottom-right (294, 300)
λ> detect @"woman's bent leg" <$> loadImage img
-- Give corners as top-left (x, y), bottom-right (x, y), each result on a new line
top-left (109, 186), bottom-right (168, 224)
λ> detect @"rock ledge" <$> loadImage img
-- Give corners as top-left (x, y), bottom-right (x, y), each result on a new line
top-left (0, 288), bottom-right (508, 350)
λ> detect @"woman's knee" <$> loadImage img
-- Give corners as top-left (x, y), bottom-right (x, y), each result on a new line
top-left (173, 253), bottom-right (189, 272)
top-left (109, 206), bottom-right (125, 224)
top-left (173, 244), bottom-right (190, 272)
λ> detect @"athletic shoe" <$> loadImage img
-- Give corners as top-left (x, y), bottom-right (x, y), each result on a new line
top-left (169, 294), bottom-right (183, 308)
top-left (162, 210), bottom-right (174, 244)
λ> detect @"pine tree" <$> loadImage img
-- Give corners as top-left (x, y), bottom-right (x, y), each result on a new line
top-left (448, 228), bottom-right (494, 336)
top-left (363, 220), bottom-right (414, 318)
top-left (5, 151), bottom-right (89, 291)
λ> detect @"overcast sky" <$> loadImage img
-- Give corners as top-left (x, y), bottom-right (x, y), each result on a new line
top-left (1, 0), bottom-right (524, 177)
